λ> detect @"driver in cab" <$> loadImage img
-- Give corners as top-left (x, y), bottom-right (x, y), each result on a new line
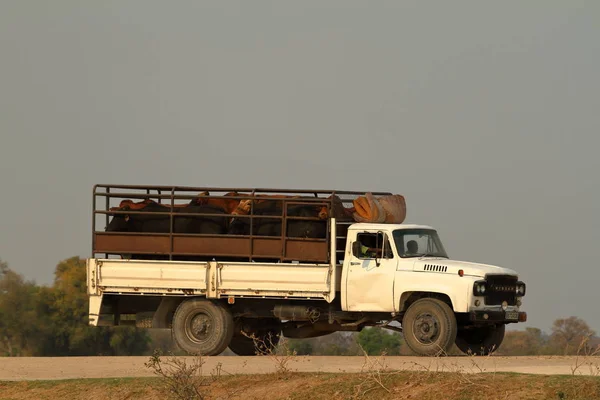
top-left (357, 236), bottom-right (383, 259)
top-left (404, 240), bottom-right (419, 256)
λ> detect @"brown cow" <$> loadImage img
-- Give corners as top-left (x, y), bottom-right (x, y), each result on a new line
top-left (227, 194), bottom-right (329, 238)
top-left (231, 194), bottom-right (328, 215)
top-left (110, 195), bottom-right (204, 212)
top-left (191, 191), bottom-right (248, 214)
top-left (110, 199), bottom-right (157, 211)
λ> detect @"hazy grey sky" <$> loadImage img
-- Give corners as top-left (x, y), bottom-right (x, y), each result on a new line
top-left (1, 1), bottom-right (598, 333)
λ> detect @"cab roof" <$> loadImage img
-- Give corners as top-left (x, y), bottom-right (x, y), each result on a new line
top-left (346, 223), bottom-right (436, 231)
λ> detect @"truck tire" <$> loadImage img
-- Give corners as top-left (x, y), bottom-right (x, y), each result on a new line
top-left (402, 298), bottom-right (457, 356)
top-left (171, 298), bottom-right (234, 356)
top-left (455, 324), bottom-right (505, 355)
top-left (228, 318), bottom-right (281, 356)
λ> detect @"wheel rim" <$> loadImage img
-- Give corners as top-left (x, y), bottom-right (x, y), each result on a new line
top-left (413, 312), bottom-right (440, 345)
top-left (186, 312), bottom-right (213, 343)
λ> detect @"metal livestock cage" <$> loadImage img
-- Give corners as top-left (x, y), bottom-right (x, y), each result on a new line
top-left (92, 185), bottom-right (392, 264)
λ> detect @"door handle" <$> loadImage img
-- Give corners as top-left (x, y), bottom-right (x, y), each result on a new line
top-left (350, 262), bottom-right (360, 266)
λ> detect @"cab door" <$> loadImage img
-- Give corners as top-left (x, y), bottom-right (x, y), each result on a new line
top-left (345, 231), bottom-right (396, 312)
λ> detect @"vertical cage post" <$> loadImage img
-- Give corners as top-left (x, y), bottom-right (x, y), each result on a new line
top-left (281, 199), bottom-right (288, 262)
top-left (169, 187), bottom-right (175, 261)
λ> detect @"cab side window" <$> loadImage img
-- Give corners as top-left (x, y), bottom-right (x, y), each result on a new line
top-left (353, 233), bottom-right (393, 259)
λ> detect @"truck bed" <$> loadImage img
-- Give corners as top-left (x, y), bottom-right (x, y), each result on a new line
top-left (86, 258), bottom-right (340, 301)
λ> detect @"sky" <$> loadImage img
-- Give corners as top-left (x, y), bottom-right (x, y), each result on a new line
top-left (0, 1), bottom-right (599, 334)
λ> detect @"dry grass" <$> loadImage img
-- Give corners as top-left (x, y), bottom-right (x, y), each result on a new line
top-left (241, 332), bottom-right (299, 376)
top-left (142, 350), bottom-right (241, 400)
top-left (4, 337), bottom-right (600, 400)
top-left (144, 350), bottom-right (208, 400)
top-left (2, 372), bottom-right (600, 400)
top-left (570, 334), bottom-right (600, 377)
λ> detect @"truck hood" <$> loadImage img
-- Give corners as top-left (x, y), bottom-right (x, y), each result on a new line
top-left (412, 258), bottom-right (518, 278)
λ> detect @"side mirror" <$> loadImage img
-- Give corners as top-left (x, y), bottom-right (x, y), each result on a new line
top-left (352, 241), bottom-right (361, 257)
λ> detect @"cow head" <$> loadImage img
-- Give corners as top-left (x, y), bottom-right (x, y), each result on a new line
top-left (318, 206), bottom-right (329, 220)
top-left (190, 191), bottom-right (211, 206)
top-left (106, 204), bottom-right (133, 231)
top-left (105, 199), bottom-right (157, 232)
top-left (231, 199), bottom-right (252, 216)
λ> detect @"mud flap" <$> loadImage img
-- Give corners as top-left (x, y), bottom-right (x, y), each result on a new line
top-left (152, 297), bottom-right (181, 329)
top-left (89, 294), bottom-right (103, 326)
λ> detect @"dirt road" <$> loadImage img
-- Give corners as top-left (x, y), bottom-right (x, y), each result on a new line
top-left (1, 356), bottom-right (595, 380)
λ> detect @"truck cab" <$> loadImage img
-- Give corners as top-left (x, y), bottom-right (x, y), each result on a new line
top-left (341, 224), bottom-right (526, 355)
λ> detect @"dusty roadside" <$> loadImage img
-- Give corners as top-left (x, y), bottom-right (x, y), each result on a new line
top-left (1, 372), bottom-right (600, 400)
top-left (0, 355), bottom-right (595, 381)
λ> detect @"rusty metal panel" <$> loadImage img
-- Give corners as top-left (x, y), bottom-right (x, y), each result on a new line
top-left (285, 240), bottom-right (328, 262)
top-left (172, 236), bottom-right (249, 256)
top-left (252, 238), bottom-right (283, 257)
top-left (95, 233), bottom-right (330, 262)
top-left (94, 233), bottom-right (171, 253)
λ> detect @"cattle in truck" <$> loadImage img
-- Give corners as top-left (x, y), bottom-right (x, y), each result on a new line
top-left (227, 198), bottom-right (327, 239)
top-left (105, 199), bottom-right (228, 235)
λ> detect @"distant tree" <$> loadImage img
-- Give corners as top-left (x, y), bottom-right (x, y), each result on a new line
top-left (0, 260), bottom-right (39, 356)
top-left (287, 339), bottom-right (313, 355)
top-left (0, 257), bottom-right (151, 357)
top-left (312, 332), bottom-right (362, 355)
top-left (549, 316), bottom-right (595, 355)
top-left (282, 332), bottom-right (362, 356)
top-left (357, 327), bottom-right (402, 355)
top-left (145, 329), bottom-right (187, 356)
top-left (38, 256), bottom-right (151, 356)
top-left (496, 327), bottom-right (545, 356)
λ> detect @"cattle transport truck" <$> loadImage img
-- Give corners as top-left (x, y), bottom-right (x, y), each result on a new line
top-left (87, 185), bottom-right (527, 356)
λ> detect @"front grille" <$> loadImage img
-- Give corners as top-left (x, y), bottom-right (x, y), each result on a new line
top-left (484, 275), bottom-right (517, 306)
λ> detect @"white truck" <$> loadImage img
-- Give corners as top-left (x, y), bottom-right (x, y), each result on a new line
top-left (87, 185), bottom-right (527, 356)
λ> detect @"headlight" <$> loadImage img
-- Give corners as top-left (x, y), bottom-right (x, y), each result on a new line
top-left (516, 281), bottom-right (526, 296)
top-left (473, 281), bottom-right (487, 296)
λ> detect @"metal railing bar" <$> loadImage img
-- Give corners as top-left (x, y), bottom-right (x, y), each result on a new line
top-left (94, 184), bottom-right (391, 196)
top-left (93, 193), bottom-right (340, 202)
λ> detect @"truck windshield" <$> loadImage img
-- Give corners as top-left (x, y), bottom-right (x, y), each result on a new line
top-left (393, 229), bottom-right (449, 259)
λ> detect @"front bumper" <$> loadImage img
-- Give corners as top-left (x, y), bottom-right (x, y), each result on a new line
top-left (468, 310), bottom-right (527, 324)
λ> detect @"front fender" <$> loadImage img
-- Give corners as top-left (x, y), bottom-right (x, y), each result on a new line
top-left (394, 271), bottom-right (475, 313)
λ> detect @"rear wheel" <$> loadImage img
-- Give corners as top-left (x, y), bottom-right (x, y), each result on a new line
top-left (455, 324), bottom-right (505, 355)
top-left (171, 298), bottom-right (234, 356)
top-left (402, 298), bottom-right (457, 356)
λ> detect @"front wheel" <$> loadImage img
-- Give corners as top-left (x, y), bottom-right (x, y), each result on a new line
top-left (455, 324), bottom-right (505, 355)
top-left (402, 298), bottom-right (457, 356)
top-left (171, 298), bottom-right (234, 356)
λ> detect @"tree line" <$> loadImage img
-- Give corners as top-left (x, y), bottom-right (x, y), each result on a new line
top-left (0, 257), bottom-right (148, 356)
top-left (0, 256), bottom-right (596, 357)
